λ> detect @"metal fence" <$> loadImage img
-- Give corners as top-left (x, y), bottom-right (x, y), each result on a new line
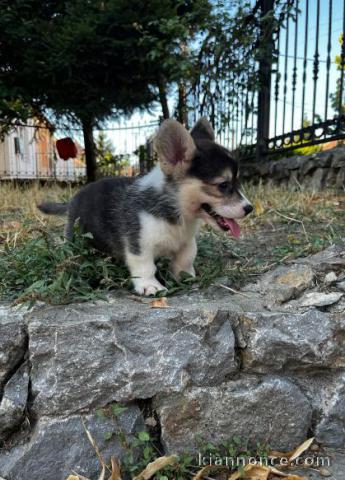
top-left (265, 0), bottom-right (345, 157)
top-left (0, 119), bottom-right (159, 180)
top-left (189, 0), bottom-right (345, 160)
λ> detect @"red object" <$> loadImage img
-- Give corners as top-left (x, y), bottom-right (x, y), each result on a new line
top-left (56, 137), bottom-right (78, 160)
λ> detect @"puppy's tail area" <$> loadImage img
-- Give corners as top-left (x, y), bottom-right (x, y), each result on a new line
top-left (37, 202), bottom-right (69, 215)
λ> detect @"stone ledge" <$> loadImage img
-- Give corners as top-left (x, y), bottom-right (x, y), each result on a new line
top-left (240, 146), bottom-right (345, 190)
top-left (0, 240), bottom-right (345, 479)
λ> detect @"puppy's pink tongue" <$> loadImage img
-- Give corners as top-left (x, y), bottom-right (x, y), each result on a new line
top-left (224, 218), bottom-right (241, 238)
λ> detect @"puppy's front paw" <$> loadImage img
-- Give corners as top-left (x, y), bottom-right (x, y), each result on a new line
top-left (133, 278), bottom-right (167, 296)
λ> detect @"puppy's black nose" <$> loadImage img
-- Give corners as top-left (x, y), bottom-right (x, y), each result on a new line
top-left (243, 204), bottom-right (253, 216)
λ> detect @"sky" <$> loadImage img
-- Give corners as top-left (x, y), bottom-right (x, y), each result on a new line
top-left (98, 0), bottom-right (345, 156)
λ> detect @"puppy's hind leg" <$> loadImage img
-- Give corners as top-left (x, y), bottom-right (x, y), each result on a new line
top-left (125, 249), bottom-right (166, 296)
top-left (64, 212), bottom-right (75, 241)
top-left (171, 238), bottom-right (197, 279)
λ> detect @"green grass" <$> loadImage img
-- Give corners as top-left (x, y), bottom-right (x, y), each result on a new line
top-left (0, 223), bottom-right (232, 306)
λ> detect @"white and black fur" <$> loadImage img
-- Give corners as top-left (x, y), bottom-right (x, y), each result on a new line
top-left (38, 118), bottom-right (253, 295)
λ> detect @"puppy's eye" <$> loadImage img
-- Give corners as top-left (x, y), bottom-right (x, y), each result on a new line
top-left (218, 181), bottom-right (232, 193)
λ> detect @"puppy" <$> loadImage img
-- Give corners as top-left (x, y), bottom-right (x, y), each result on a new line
top-left (38, 118), bottom-right (253, 295)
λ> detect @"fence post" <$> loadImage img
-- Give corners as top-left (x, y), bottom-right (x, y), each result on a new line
top-left (256, 0), bottom-right (274, 162)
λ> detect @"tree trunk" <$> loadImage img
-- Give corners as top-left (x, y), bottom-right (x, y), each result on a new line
top-left (82, 119), bottom-right (97, 182)
top-left (177, 81), bottom-right (188, 128)
top-left (158, 76), bottom-right (170, 119)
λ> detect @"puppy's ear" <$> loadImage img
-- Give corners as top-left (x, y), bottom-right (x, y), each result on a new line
top-left (191, 117), bottom-right (215, 142)
top-left (154, 119), bottom-right (196, 176)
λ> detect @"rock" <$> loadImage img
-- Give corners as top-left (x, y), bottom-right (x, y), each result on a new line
top-left (0, 364), bottom-right (29, 441)
top-left (301, 152), bottom-right (332, 176)
top-left (239, 147), bottom-right (345, 189)
top-left (324, 271), bottom-right (337, 284)
top-left (299, 291), bottom-right (343, 307)
top-left (0, 404), bottom-right (145, 480)
top-left (331, 148), bottom-right (345, 167)
top-left (337, 281), bottom-right (345, 292)
top-left (325, 168), bottom-right (339, 188)
top-left (286, 371), bottom-right (345, 451)
top-left (295, 242), bottom-right (345, 273)
top-left (239, 310), bottom-right (345, 372)
top-left (292, 449), bottom-right (345, 479)
top-left (336, 167), bottom-right (345, 189)
top-left (155, 376), bottom-right (312, 453)
top-left (244, 264), bottom-right (315, 305)
top-left (309, 168), bottom-right (327, 191)
top-left (314, 373), bottom-right (345, 448)
top-left (0, 306), bottom-right (27, 392)
top-left (29, 300), bottom-right (237, 416)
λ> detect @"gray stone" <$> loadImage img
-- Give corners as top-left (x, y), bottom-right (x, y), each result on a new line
top-left (239, 310), bottom-right (345, 372)
top-left (301, 152), bottom-right (332, 176)
top-left (243, 263), bottom-right (315, 305)
top-left (0, 404), bottom-right (145, 480)
top-left (331, 149), bottom-right (345, 167)
top-left (324, 272), bottom-right (338, 284)
top-left (325, 168), bottom-right (339, 188)
top-left (286, 155), bottom-right (303, 170)
top-left (0, 364), bottom-right (29, 440)
top-left (0, 306), bottom-right (27, 392)
top-left (288, 170), bottom-right (301, 189)
top-left (336, 167), bottom-right (345, 189)
top-left (337, 281), bottom-right (345, 292)
top-left (155, 376), bottom-right (312, 453)
top-left (240, 147), bottom-right (345, 189)
top-left (314, 373), bottom-right (345, 448)
top-left (293, 449), bottom-right (345, 480)
top-left (299, 291), bottom-right (343, 307)
top-left (309, 168), bottom-right (327, 191)
top-left (28, 300), bottom-right (237, 416)
top-left (295, 242), bottom-right (345, 273)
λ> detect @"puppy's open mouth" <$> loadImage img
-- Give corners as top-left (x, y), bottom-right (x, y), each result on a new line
top-left (201, 203), bottom-right (241, 238)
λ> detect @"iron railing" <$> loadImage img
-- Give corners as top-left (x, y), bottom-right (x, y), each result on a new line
top-left (189, 0), bottom-right (345, 160)
top-left (266, 0), bottom-right (345, 156)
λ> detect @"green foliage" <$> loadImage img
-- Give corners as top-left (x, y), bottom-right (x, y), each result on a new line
top-left (330, 34), bottom-right (345, 115)
top-left (96, 414), bottom-right (271, 480)
top-left (0, 223), bottom-right (232, 306)
top-left (0, 225), bottom-right (130, 307)
top-left (95, 131), bottom-right (130, 175)
top-left (0, 0), bottom-right (212, 131)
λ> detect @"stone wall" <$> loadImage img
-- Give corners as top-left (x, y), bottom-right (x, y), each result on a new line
top-left (240, 146), bottom-right (345, 190)
top-left (0, 241), bottom-right (345, 480)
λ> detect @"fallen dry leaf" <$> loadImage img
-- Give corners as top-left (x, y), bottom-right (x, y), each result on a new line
top-left (108, 457), bottom-right (122, 480)
top-left (193, 464), bottom-right (229, 480)
top-left (82, 419), bottom-right (107, 471)
top-left (254, 199), bottom-right (265, 216)
top-left (65, 476), bottom-right (82, 480)
top-left (228, 464), bottom-right (308, 480)
top-left (133, 455), bottom-right (178, 480)
top-left (98, 465), bottom-right (106, 480)
top-left (228, 464), bottom-right (270, 480)
top-left (270, 467), bottom-right (307, 479)
top-left (289, 438), bottom-right (314, 462)
top-left (71, 472), bottom-right (92, 480)
top-left (149, 297), bottom-right (169, 308)
top-left (269, 437), bottom-right (314, 462)
top-left (318, 467), bottom-right (332, 477)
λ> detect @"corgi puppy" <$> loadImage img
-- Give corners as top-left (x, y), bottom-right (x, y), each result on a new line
top-left (38, 118), bottom-right (253, 295)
